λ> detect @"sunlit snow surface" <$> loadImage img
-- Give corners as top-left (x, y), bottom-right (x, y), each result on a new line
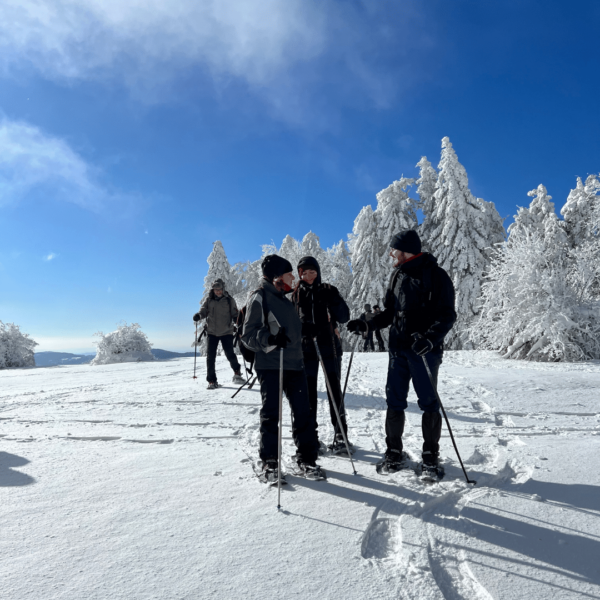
top-left (1, 352), bottom-right (599, 599)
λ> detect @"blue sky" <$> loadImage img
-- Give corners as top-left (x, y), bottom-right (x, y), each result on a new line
top-left (1, 0), bottom-right (599, 353)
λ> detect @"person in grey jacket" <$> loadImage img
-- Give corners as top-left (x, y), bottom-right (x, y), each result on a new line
top-left (241, 255), bottom-right (325, 482)
top-left (193, 279), bottom-right (244, 389)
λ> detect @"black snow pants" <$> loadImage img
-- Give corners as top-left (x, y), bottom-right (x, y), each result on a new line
top-left (305, 357), bottom-right (348, 441)
top-left (375, 329), bottom-right (386, 352)
top-left (206, 334), bottom-right (241, 383)
top-left (385, 348), bottom-right (443, 456)
top-left (363, 331), bottom-right (375, 352)
top-left (256, 368), bottom-right (318, 464)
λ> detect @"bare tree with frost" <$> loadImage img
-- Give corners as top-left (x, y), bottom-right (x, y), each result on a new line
top-left (426, 137), bottom-right (504, 348)
top-left (0, 321), bottom-right (38, 368)
top-left (91, 322), bottom-right (156, 365)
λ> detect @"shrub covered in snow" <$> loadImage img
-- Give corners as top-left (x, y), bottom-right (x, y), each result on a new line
top-left (0, 321), bottom-right (38, 369)
top-left (91, 323), bottom-right (156, 365)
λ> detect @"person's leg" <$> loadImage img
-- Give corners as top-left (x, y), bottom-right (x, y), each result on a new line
top-left (368, 332), bottom-right (375, 352)
top-left (256, 370), bottom-right (280, 462)
top-left (220, 334), bottom-right (241, 374)
top-left (304, 359), bottom-right (320, 441)
top-left (206, 335), bottom-right (219, 383)
top-left (376, 330), bottom-right (385, 352)
top-left (283, 369), bottom-right (319, 464)
top-left (322, 357), bottom-right (347, 437)
top-left (407, 349), bottom-right (443, 459)
top-left (384, 350), bottom-right (411, 453)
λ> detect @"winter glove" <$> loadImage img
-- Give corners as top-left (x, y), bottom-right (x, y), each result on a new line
top-left (268, 327), bottom-right (291, 350)
top-left (301, 322), bottom-right (319, 339)
top-left (193, 312), bottom-right (201, 322)
top-left (347, 319), bottom-right (368, 335)
top-left (411, 334), bottom-right (433, 356)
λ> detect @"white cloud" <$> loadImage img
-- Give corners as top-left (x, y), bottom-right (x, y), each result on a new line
top-left (0, 117), bottom-right (137, 210)
top-left (44, 253), bottom-right (57, 261)
top-left (0, 1), bottom-right (436, 125)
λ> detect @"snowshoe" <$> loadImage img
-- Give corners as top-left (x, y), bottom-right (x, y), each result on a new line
top-left (329, 434), bottom-right (355, 456)
top-left (419, 463), bottom-right (445, 483)
top-left (376, 450), bottom-right (409, 475)
top-left (232, 372), bottom-right (246, 385)
top-left (289, 458), bottom-right (327, 481)
top-left (255, 460), bottom-right (287, 486)
top-left (207, 381), bottom-right (220, 390)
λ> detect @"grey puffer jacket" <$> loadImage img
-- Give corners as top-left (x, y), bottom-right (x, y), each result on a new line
top-left (198, 291), bottom-right (239, 337)
top-left (241, 279), bottom-right (304, 371)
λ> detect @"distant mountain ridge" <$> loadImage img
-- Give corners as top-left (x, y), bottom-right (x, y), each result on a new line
top-left (34, 349), bottom-right (196, 367)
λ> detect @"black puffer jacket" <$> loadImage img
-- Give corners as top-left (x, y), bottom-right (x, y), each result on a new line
top-left (372, 253), bottom-right (456, 351)
top-left (292, 256), bottom-right (350, 361)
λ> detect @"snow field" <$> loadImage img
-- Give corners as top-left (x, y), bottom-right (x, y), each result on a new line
top-left (1, 352), bottom-right (600, 599)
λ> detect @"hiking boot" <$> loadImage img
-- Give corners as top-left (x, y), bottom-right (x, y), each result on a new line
top-left (232, 372), bottom-right (246, 385)
top-left (376, 449), bottom-right (408, 474)
top-left (295, 459), bottom-right (327, 480)
top-left (329, 433), bottom-right (355, 455)
top-left (207, 381), bottom-right (219, 390)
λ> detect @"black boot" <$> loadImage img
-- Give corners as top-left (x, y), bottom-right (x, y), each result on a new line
top-left (421, 411), bottom-right (442, 457)
top-left (385, 408), bottom-right (405, 453)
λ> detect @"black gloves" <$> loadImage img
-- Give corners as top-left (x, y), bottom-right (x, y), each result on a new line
top-left (301, 322), bottom-right (319, 339)
top-left (268, 328), bottom-right (291, 350)
top-left (411, 334), bottom-right (433, 356)
top-left (193, 312), bottom-right (201, 322)
top-left (347, 319), bottom-right (368, 334)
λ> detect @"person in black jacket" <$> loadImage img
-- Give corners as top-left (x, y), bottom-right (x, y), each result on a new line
top-left (347, 230), bottom-right (456, 478)
top-left (292, 256), bottom-right (351, 454)
top-left (241, 254), bottom-right (325, 482)
top-left (359, 304), bottom-right (376, 352)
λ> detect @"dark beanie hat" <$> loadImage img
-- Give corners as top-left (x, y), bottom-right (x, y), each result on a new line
top-left (262, 254), bottom-right (293, 281)
top-left (297, 255), bottom-right (320, 275)
top-left (390, 229), bottom-right (421, 254)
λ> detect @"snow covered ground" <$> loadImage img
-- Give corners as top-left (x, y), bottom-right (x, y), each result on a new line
top-left (2, 352), bottom-right (600, 599)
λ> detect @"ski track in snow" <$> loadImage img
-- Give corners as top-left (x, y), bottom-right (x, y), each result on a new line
top-left (1, 351), bottom-right (600, 599)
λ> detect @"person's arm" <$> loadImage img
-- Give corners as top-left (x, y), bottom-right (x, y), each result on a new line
top-left (230, 297), bottom-right (239, 323)
top-left (325, 285), bottom-right (350, 324)
top-left (241, 291), bottom-right (272, 353)
top-left (199, 297), bottom-right (209, 320)
top-left (422, 269), bottom-right (457, 345)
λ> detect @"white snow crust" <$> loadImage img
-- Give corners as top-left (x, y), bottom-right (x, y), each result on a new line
top-left (1, 352), bottom-right (600, 599)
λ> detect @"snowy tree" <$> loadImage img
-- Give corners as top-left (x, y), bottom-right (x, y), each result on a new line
top-left (204, 241), bottom-right (235, 298)
top-left (326, 240), bottom-right (352, 301)
top-left (415, 156), bottom-right (438, 248)
top-left (469, 230), bottom-right (600, 361)
top-left (278, 234), bottom-right (303, 276)
top-left (348, 205), bottom-right (386, 316)
top-left (561, 175), bottom-right (600, 248)
top-left (508, 185), bottom-right (566, 254)
top-left (425, 137), bottom-right (505, 348)
top-left (0, 321), bottom-right (37, 368)
top-left (91, 323), bottom-right (156, 365)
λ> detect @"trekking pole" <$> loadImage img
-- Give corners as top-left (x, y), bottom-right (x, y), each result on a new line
top-left (340, 350), bottom-right (355, 404)
top-left (312, 339), bottom-right (358, 475)
top-left (277, 348), bottom-right (284, 510)
top-left (193, 322), bottom-right (198, 380)
top-left (417, 345), bottom-right (477, 486)
top-left (231, 357), bottom-right (253, 399)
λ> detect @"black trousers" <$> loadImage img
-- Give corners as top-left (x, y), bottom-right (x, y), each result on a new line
top-left (256, 369), bottom-right (318, 464)
top-left (363, 332), bottom-right (375, 352)
top-left (375, 329), bottom-right (386, 352)
top-left (305, 356), bottom-right (348, 440)
top-left (385, 348), bottom-right (443, 455)
top-left (206, 334), bottom-right (241, 383)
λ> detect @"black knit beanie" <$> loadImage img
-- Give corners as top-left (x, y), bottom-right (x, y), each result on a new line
top-left (297, 255), bottom-right (320, 275)
top-left (390, 230), bottom-right (422, 254)
top-left (262, 255), bottom-right (293, 282)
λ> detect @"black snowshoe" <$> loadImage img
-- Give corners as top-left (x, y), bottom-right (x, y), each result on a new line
top-left (419, 452), bottom-right (445, 483)
top-left (288, 457), bottom-right (327, 481)
top-left (329, 434), bottom-right (355, 456)
top-left (207, 381), bottom-right (220, 390)
top-left (255, 460), bottom-right (287, 486)
top-left (376, 449), bottom-right (409, 475)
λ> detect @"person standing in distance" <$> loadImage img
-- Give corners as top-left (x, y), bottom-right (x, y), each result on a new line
top-left (359, 304), bottom-right (376, 352)
top-left (292, 256), bottom-right (351, 454)
top-left (347, 230), bottom-right (456, 479)
top-left (241, 255), bottom-right (325, 482)
top-left (193, 279), bottom-right (245, 389)
top-left (372, 305), bottom-right (387, 352)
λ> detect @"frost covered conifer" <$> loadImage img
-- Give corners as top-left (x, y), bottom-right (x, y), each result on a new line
top-left (204, 241), bottom-right (234, 298)
top-left (470, 231), bottom-right (600, 361)
top-left (561, 175), bottom-right (600, 248)
top-left (0, 321), bottom-right (37, 368)
top-left (349, 205), bottom-right (386, 315)
top-left (375, 177), bottom-right (417, 245)
top-left (326, 240), bottom-right (352, 301)
top-left (91, 323), bottom-right (156, 365)
top-left (415, 157), bottom-right (438, 247)
top-left (426, 137), bottom-right (504, 348)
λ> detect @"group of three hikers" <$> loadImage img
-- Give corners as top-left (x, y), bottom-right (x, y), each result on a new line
top-left (193, 230), bottom-right (456, 481)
